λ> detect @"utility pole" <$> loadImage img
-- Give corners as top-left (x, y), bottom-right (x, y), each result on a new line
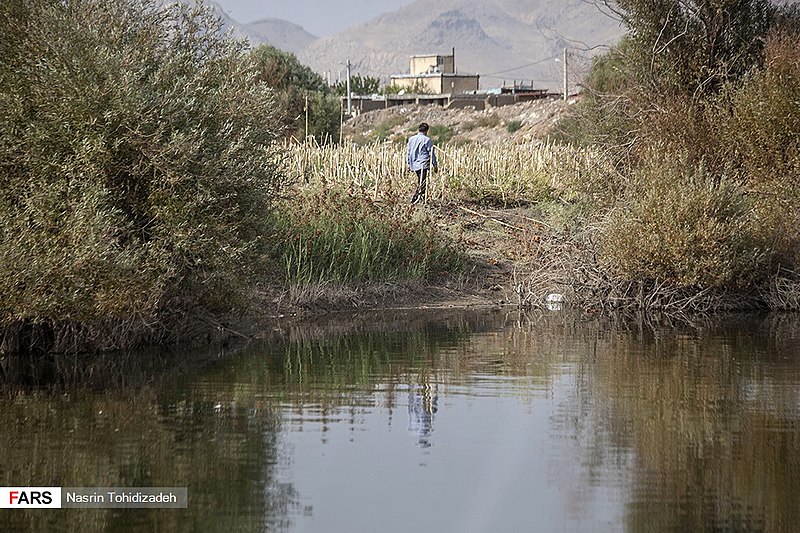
top-left (563, 47), bottom-right (569, 101)
top-left (304, 94), bottom-right (309, 140)
top-left (346, 59), bottom-right (352, 116)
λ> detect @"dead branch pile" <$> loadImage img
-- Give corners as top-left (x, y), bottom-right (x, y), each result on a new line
top-left (514, 227), bottom-right (772, 316)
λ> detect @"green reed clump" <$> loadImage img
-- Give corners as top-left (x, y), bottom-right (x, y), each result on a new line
top-left (275, 187), bottom-right (463, 285)
top-left (428, 125), bottom-right (455, 145)
top-left (506, 120), bottom-right (523, 134)
top-left (373, 116), bottom-right (408, 142)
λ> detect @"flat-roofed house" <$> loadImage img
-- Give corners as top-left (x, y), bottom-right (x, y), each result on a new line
top-left (390, 49), bottom-right (479, 94)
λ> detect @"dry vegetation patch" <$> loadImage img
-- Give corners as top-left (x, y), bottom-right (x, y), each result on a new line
top-left (343, 99), bottom-right (569, 146)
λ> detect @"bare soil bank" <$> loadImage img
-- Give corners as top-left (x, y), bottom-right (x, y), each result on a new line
top-left (344, 98), bottom-right (571, 145)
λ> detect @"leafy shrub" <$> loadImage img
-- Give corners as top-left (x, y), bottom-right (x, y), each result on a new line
top-left (305, 92), bottom-right (342, 144)
top-left (0, 0), bottom-right (282, 340)
top-left (602, 161), bottom-right (770, 288)
top-left (722, 31), bottom-right (800, 193)
top-left (373, 116), bottom-right (407, 142)
top-left (428, 125), bottom-right (455, 145)
top-left (720, 30), bottom-right (800, 267)
top-left (275, 188), bottom-right (463, 285)
top-left (506, 120), bottom-right (523, 134)
top-left (597, 28), bottom-right (800, 286)
top-left (474, 114), bottom-right (501, 128)
top-left (553, 5), bottom-right (800, 295)
top-left (250, 44), bottom-right (340, 143)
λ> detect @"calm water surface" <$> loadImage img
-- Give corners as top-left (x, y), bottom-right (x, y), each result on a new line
top-left (2, 309), bottom-right (800, 532)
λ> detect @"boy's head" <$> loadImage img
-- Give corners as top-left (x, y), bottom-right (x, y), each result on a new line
top-left (418, 122), bottom-right (429, 133)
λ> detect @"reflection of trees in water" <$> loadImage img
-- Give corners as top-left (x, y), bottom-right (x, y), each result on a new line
top-left (576, 315), bottom-right (800, 532)
top-left (457, 312), bottom-right (800, 530)
top-left (0, 309), bottom-right (499, 532)
top-left (0, 370), bottom-right (297, 532)
top-left (5, 309), bottom-right (800, 530)
top-left (0, 341), bottom-right (250, 391)
top-left (262, 309), bottom-right (606, 442)
top-left (271, 317), bottom-right (473, 418)
top-left (277, 310), bottom-right (800, 531)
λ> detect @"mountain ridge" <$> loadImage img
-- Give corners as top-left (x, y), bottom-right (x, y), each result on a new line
top-left (243, 18), bottom-right (318, 54)
top-left (198, 0), bottom-right (624, 90)
top-left (297, 0), bottom-right (624, 90)
top-left (195, 1), bottom-right (318, 54)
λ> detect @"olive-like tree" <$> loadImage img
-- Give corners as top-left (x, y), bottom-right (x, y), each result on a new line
top-left (0, 0), bottom-right (284, 352)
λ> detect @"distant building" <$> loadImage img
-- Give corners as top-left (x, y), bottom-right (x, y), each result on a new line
top-left (389, 49), bottom-right (479, 95)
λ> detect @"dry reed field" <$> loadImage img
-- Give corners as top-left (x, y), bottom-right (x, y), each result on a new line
top-left (285, 140), bottom-right (615, 205)
top-left (281, 139), bottom-right (623, 311)
top-left (283, 139), bottom-right (800, 314)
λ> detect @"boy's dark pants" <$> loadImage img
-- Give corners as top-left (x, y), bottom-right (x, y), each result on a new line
top-left (411, 168), bottom-right (429, 203)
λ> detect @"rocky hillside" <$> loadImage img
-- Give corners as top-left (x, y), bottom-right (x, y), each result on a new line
top-left (242, 18), bottom-right (318, 54)
top-left (195, 1), bottom-right (318, 54)
top-left (343, 97), bottom-right (572, 146)
top-left (299, 0), bottom-right (624, 91)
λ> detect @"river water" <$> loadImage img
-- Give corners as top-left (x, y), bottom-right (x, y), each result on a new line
top-left (2, 309), bottom-right (800, 532)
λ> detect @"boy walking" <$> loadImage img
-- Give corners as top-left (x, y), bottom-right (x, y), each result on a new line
top-left (407, 122), bottom-right (438, 204)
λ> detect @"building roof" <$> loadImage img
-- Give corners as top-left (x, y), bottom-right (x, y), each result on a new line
top-left (390, 73), bottom-right (479, 79)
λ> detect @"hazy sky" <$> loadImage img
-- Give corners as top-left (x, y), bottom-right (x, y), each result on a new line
top-left (212, 0), bottom-right (414, 36)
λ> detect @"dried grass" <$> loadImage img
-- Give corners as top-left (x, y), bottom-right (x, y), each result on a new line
top-left (285, 139), bottom-right (617, 206)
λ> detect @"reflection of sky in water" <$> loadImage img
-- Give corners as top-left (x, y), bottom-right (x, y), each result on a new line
top-left (281, 374), bottom-right (627, 533)
top-left (5, 311), bottom-right (800, 532)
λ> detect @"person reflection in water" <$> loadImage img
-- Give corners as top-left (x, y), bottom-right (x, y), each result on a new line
top-left (408, 378), bottom-right (438, 448)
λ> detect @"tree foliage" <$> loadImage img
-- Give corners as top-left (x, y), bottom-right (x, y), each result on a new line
top-left (250, 44), bottom-right (340, 142)
top-left (381, 81), bottom-right (434, 95)
top-left (332, 74), bottom-right (381, 96)
top-left (560, 0), bottom-right (800, 151)
top-left (250, 44), bottom-right (328, 93)
top-left (0, 0), bottom-right (283, 346)
top-left (554, 1), bottom-right (800, 289)
top-left (604, 0), bottom-right (777, 96)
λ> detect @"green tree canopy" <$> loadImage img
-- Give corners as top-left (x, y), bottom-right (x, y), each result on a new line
top-left (250, 44), bottom-right (329, 93)
top-left (249, 44), bottom-right (340, 142)
top-left (595, 0), bottom-right (786, 96)
top-left (332, 74), bottom-right (381, 96)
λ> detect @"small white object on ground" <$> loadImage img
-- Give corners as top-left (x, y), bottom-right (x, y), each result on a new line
top-left (546, 293), bottom-right (564, 311)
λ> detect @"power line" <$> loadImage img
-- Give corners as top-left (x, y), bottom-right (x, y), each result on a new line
top-left (483, 54), bottom-right (559, 77)
top-left (481, 76), bottom-right (559, 82)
